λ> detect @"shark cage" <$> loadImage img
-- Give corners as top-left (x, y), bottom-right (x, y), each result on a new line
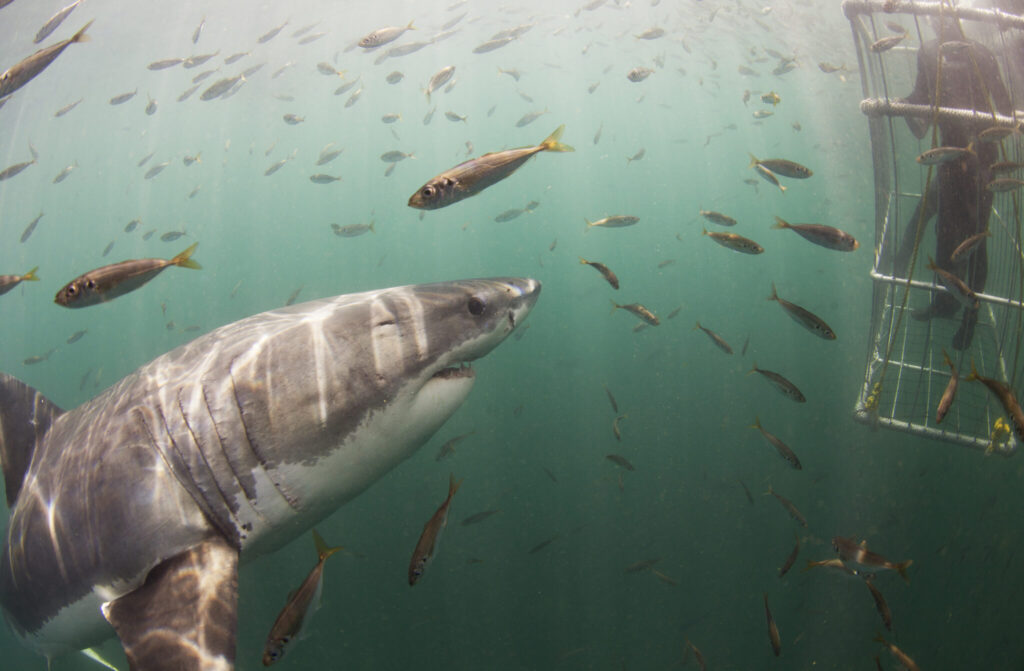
top-left (843, 0), bottom-right (1024, 454)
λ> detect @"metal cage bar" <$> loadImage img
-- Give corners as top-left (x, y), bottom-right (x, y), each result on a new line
top-left (845, 0), bottom-right (1024, 455)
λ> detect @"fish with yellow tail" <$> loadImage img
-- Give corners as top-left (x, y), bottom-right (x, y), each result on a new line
top-left (875, 634), bottom-right (920, 671)
top-left (926, 256), bottom-right (979, 310)
top-left (936, 349), bottom-right (958, 424)
top-left (0, 266), bottom-right (39, 296)
top-left (579, 257), bottom-right (619, 289)
top-left (966, 360), bottom-right (1024, 442)
top-left (749, 154), bottom-right (812, 179)
top-left (864, 576), bottom-right (893, 631)
top-left (766, 485), bottom-right (807, 526)
top-left (694, 321), bottom-right (733, 354)
top-left (702, 228), bottom-right (764, 254)
top-left (409, 474), bottom-right (462, 585)
top-left (408, 125), bottom-right (573, 209)
top-left (584, 215), bottom-right (640, 232)
top-left (950, 230), bottom-right (991, 264)
top-left (772, 216), bottom-right (859, 252)
top-left (262, 530), bottom-right (343, 666)
top-left (55, 243), bottom-right (201, 307)
top-left (749, 363), bottom-right (806, 402)
top-left (685, 639), bottom-right (707, 671)
top-left (610, 300), bottom-right (659, 326)
top-left (763, 593), bottom-right (781, 656)
top-left (832, 536), bottom-right (912, 583)
top-left (752, 419), bottom-right (802, 470)
top-left (0, 20), bottom-right (93, 99)
top-left (768, 282), bottom-right (836, 340)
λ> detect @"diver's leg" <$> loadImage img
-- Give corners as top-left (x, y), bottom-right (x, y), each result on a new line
top-left (953, 169), bottom-right (994, 350)
top-left (894, 178), bottom-right (938, 278)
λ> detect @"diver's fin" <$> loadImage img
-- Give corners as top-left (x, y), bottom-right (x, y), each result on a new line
top-left (0, 372), bottom-right (64, 506)
top-left (102, 536), bottom-right (238, 671)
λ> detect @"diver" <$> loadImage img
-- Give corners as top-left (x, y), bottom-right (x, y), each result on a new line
top-left (892, 12), bottom-right (1011, 350)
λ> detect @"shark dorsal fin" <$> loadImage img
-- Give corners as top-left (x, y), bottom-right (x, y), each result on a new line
top-left (0, 373), bottom-right (64, 507)
top-left (102, 536), bottom-right (238, 671)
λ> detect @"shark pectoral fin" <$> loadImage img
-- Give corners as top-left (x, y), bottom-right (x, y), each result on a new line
top-left (0, 372), bottom-right (64, 506)
top-left (101, 536), bottom-right (238, 671)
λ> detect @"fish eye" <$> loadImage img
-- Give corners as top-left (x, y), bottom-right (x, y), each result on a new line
top-left (66, 284), bottom-right (78, 296)
top-left (468, 296), bottom-right (486, 316)
top-left (421, 185), bottom-right (435, 197)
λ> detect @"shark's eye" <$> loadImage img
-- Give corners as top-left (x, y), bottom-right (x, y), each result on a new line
top-left (468, 296), bottom-right (486, 316)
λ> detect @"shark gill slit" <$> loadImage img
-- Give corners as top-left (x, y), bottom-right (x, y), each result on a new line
top-left (228, 366), bottom-right (300, 510)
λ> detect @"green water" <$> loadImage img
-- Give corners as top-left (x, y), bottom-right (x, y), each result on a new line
top-left (2, 0), bottom-right (1023, 669)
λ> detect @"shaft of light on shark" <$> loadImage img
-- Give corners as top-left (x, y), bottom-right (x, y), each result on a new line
top-left (0, 277), bottom-right (540, 670)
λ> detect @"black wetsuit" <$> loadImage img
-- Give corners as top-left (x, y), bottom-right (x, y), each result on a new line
top-left (901, 34), bottom-right (1010, 347)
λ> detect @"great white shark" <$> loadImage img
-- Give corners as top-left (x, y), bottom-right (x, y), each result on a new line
top-left (0, 277), bottom-right (540, 670)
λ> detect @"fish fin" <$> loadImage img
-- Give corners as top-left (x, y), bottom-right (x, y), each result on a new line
top-left (22, 266), bottom-right (39, 281)
top-left (102, 536), bottom-right (238, 671)
top-left (693, 321), bottom-right (700, 330)
top-left (584, 218), bottom-right (592, 233)
top-left (749, 416), bottom-right (762, 430)
top-left (71, 19), bottom-right (94, 43)
top-left (942, 348), bottom-right (953, 370)
top-left (171, 242), bottom-right (202, 270)
top-left (29, 142), bottom-right (38, 162)
top-left (895, 559), bottom-right (913, 583)
top-left (748, 361), bottom-right (758, 375)
top-left (448, 473), bottom-right (464, 499)
top-left (772, 217), bottom-right (789, 230)
top-left (579, 257), bottom-right (589, 265)
top-left (778, 183), bottom-right (787, 193)
top-left (0, 372), bottom-right (64, 507)
top-left (407, 19), bottom-right (416, 30)
top-left (312, 529), bottom-right (343, 562)
top-left (369, 221), bottom-right (376, 233)
top-left (80, 647), bottom-right (121, 671)
top-left (966, 359), bottom-right (980, 381)
top-left (540, 125), bottom-right (574, 152)
top-left (702, 227), bottom-right (708, 236)
top-left (609, 299), bottom-right (619, 315)
top-left (748, 152), bottom-right (760, 168)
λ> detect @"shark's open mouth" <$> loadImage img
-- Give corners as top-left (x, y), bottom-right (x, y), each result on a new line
top-left (432, 364), bottom-right (475, 381)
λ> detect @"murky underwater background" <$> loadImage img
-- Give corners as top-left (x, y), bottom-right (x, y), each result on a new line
top-left (2, 0), bottom-right (1024, 668)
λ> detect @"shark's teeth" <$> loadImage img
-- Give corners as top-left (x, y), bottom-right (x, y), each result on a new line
top-left (432, 364), bottom-right (474, 380)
